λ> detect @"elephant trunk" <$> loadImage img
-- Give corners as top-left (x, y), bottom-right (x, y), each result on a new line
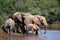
top-left (44, 24), bottom-right (48, 34)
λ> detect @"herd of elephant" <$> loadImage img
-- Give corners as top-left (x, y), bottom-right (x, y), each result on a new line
top-left (2, 12), bottom-right (48, 35)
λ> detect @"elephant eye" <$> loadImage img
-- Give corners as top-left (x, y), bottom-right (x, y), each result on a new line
top-left (41, 22), bottom-right (44, 25)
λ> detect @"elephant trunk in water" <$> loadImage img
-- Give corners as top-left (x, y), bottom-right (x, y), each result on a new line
top-left (42, 19), bottom-right (48, 34)
top-left (37, 15), bottom-right (48, 34)
top-left (44, 24), bottom-right (48, 34)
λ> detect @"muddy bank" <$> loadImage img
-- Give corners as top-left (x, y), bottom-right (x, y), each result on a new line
top-left (0, 32), bottom-right (44, 40)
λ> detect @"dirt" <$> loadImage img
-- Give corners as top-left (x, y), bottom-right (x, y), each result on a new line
top-left (0, 32), bottom-right (44, 40)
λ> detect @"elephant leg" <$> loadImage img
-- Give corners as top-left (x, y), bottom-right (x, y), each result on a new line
top-left (26, 26), bottom-right (28, 35)
top-left (26, 30), bottom-right (28, 36)
top-left (21, 25), bottom-right (27, 34)
top-left (4, 28), bottom-right (8, 33)
top-left (9, 28), bottom-right (11, 34)
top-left (4, 26), bottom-right (9, 33)
top-left (21, 28), bottom-right (26, 34)
top-left (32, 29), bottom-right (34, 34)
top-left (35, 30), bottom-right (38, 35)
top-left (9, 25), bottom-right (15, 34)
top-left (16, 27), bottom-right (20, 33)
top-left (2, 26), bottom-right (8, 33)
top-left (21, 26), bottom-right (26, 34)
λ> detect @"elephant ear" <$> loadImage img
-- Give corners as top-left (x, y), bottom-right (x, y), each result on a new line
top-left (12, 12), bottom-right (19, 20)
top-left (12, 12), bottom-right (23, 22)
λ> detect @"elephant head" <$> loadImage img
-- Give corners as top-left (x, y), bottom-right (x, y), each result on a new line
top-left (35, 15), bottom-right (48, 34)
top-left (36, 15), bottom-right (48, 28)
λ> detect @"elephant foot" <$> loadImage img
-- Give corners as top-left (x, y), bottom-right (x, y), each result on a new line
top-left (35, 30), bottom-right (38, 35)
top-left (22, 31), bottom-right (26, 34)
top-left (22, 30), bottom-right (27, 34)
top-left (4, 30), bottom-right (8, 34)
top-left (5, 31), bottom-right (8, 34)
top-left (17, 31), bottom-right (21, 33)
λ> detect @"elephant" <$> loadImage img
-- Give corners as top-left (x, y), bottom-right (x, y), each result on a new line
top-left (12, 12), bottom-right (30, 33)
top-left (23, 14), bottom-right (41, 34)
top-left (24, 23), bottom-right (41, 35)
top-left (2, 18), bottom-right (16, 34)
top-left (34, 15), bottom-right (48, 34)
top-left (12, 12), bottom-right (48, 34)
top-left (23, 14), bottom-right (48, 34)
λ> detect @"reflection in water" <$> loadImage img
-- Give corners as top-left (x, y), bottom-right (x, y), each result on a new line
top-left (38, 30), bottom-right (47, 40)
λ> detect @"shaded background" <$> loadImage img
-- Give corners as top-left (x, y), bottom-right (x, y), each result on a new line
top-left (0, 0), bottom-right (60, 30)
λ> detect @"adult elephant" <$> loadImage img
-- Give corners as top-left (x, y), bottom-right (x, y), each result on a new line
top-left (34, 15), bottom-right (48, 34)
top-left (23, 14), bottom-right (41, 34)
top-left (2, 18), bottom-right (16, 34)
top-left (12, 12), bottom-right (29, 33)
top-left (23, 14), bottom-right (48, 34)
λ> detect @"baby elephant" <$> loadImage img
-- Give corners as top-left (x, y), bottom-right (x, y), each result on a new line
top-left (25, 24), bottom-right (41, 35)
top-left (2, 18), bottom-right (16, 34)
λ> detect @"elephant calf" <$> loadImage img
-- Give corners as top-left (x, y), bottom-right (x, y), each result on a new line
top-left (24, 24), bottom-right (41, 35)
top-left (2, 18), bottom-right (16, 34)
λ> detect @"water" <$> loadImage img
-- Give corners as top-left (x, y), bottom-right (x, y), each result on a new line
top-left (39, 30), bottom-right (60, 40)
top-left (0, 30), bottom-right (60, 40)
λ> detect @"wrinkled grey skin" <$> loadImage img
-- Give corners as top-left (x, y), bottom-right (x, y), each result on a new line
top-left (2, 18), bottom-right (16, 34)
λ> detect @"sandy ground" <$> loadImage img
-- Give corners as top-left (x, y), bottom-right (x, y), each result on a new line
top-left (0, 32), bottom-right (45, 40)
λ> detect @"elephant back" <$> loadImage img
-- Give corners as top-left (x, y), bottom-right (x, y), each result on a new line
top-left (32, 16), bottom-right (40, 25)
top-left (4, 18), bottom-right (15, 28)
top-left (23, 14), bottom-right (34, 24)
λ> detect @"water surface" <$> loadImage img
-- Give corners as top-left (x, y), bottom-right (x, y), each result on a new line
top-left (40, 30), bottom-right (60, 40)
top-left (0, 30), bottom-right (60, 40)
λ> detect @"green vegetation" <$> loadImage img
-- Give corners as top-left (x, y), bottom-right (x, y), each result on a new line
top-left (0, 0), bottom-right (60, 30)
